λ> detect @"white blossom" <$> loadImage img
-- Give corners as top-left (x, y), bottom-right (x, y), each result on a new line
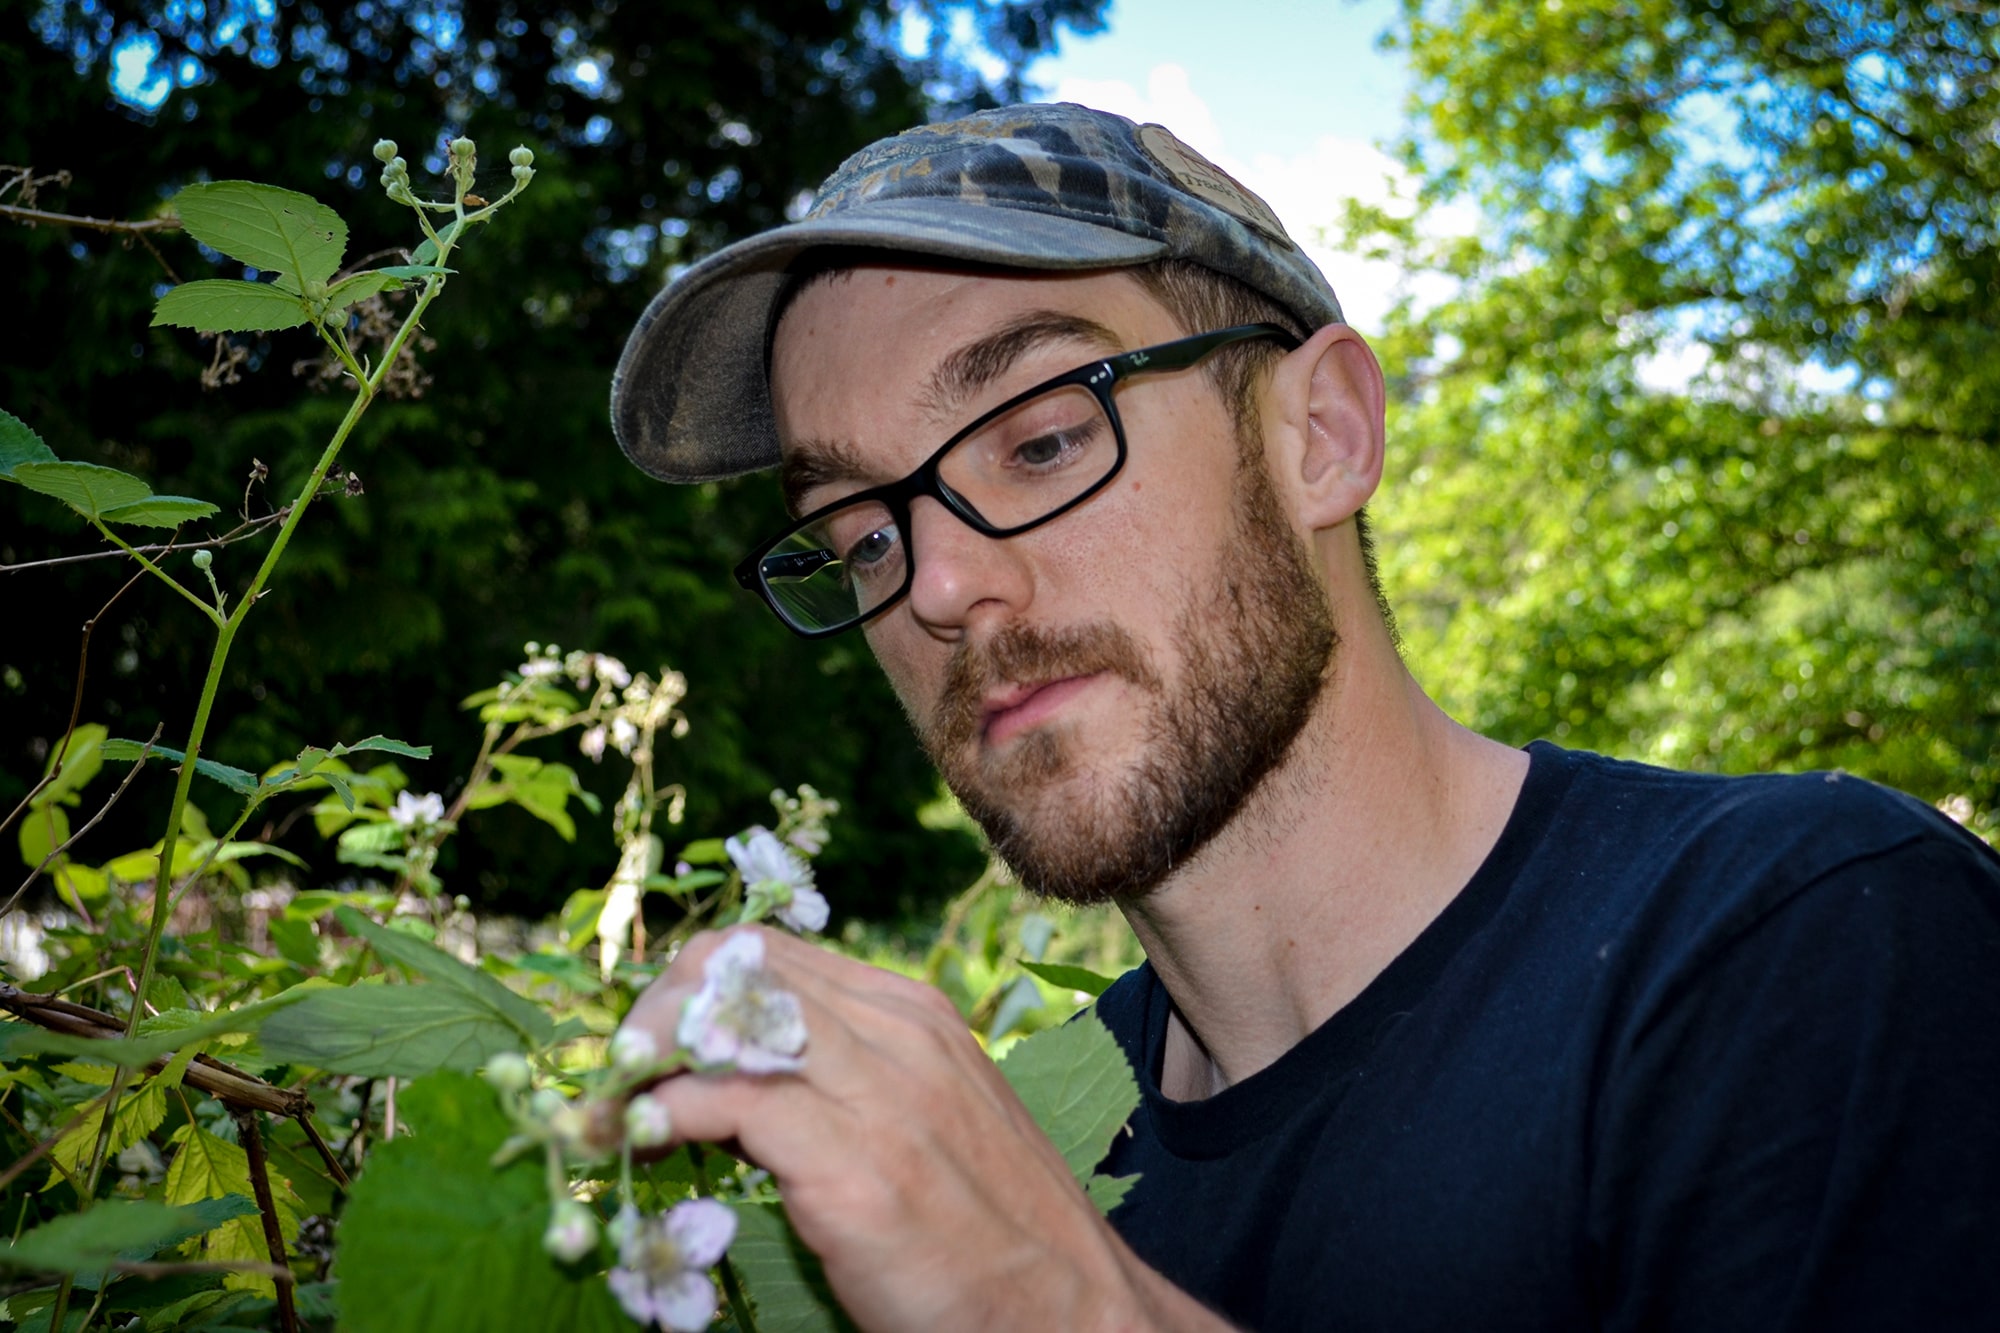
top-left (677, 932), bottom-right (807, 1073)
top-left (606, 1199), bottom-right (737, 1332)
top-left (594, 654), bottom-right (632, 688)
top-left (388, 790), bottom-right (445, 828)
top-left (610, 716), bottom-right (639, 756)
top-left (579, 725), bottom-right (608, 762)
top-left (726, 826), bottom-right (827, 934)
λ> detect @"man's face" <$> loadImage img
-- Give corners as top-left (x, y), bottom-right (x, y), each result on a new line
top-left (769, 265), bottom-right (1335, 904)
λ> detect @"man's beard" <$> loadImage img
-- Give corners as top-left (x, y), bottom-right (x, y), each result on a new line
top-left (917, 456), bottom-right (1338, 906)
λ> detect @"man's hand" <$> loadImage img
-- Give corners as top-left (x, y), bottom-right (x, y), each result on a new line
top-left (614, 926), bottom-right (1229, 1333)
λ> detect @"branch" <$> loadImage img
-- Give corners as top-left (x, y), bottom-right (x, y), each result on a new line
top-left (0, 202), bottom-right (181, 235)
top-left (0, 509), bottom-right (289, 574)
top-left (231, 1105), bottom-right (299, 1333)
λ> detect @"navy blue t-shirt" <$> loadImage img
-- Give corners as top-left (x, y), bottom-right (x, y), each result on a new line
top-left (1095, 743), bottom-right (2000, 1331)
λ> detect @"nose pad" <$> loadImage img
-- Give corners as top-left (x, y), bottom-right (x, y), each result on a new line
top-left (901, 495), bottom-right (1034, 633)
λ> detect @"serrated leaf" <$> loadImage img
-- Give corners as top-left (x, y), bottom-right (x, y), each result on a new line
top-left (257, 984), bottom-right (527, 1078)
top-left (1083, 1171), bottom-right (1140, 1214)
top-left (0, 406), bottom-right (57, 477)
top-left (46, 1077), bottom-right (167, 1188)
top-left (33, 723), bottom-right (107, 808)
top-left (727, 1203), bottom-right (859, 1333)
top-left (332, 1071), bottom-right (631, 1333)
top-left (99, 739), bottom-right (258, 795)
top-left (995, 1011), bottom-right (1140, 1183)
top-left (465, 755), bottom-right (592, 841)
top-left (150, 279), bottom-right (310, 333)
top-left (163, 1124), bottom-right (299, 1298)
top-left (330, 735), bottom-right (433, 760)
top-left (0, 1198), bottom-right (258, 1275)
top-left (172, 181), bottom-right (346, 287)
top-left (0, 983), bottom-right (320, 1065)
top-left (1018, 960), bottom-right (1119, 998)
top-left (99, 495), bottom-right (223, 528)
top-left (334, 907), bottom-right (553, 1046)
top-left (10, 462), bottom-right (152, 519)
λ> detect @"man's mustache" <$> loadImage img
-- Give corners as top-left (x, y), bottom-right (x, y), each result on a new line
top-left (927, 620), bottom-right (1165, 753)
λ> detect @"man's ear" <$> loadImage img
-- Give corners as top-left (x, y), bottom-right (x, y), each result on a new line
top-left (1264, 323), bottom-right (1386, 531)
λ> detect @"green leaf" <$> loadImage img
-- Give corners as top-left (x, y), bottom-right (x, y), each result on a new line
top-left (995, 1011), bottom-right (1140, 1184)
top-left (1018, 960), bottom-right (1119, 998)
top-left (678, 838), bottom-right (730, 866)
top-left (465, 755), bottom-right (592, 842)
top-left (332, 1071), bottom-right (632, 1333)
top-left (99, 739), bottom-right (258, 796)
top-left (258, 984), bottom-right (528, 1078)
top-left (0, 406), bottom-right (57, 477)
top-left (33, 723), bottom-right (107, 808)
top-left (162, 1124), bottom-right (299, 1298)
top-left (0, 1198), bottom-right (257, 1274)
top-left (1084, 1171), bottom-right (1140, 1214)
top-left (171, 181), bottom-right (347, 287)
top-left (46, 1076), bottom-right (167, 1189)
top-left (150, 280), bottom-right (311, 334)
top-left (334, 906), bottom-right (554, 1045)
top-left (727, 1203), bottom-right (859, 1333)
top-left (98, 495), bottom-right (223, 528)
top-left (9, 462), bottom-right (151, 519)
top-left (0, 983), bottom-right (320, 1065)
top-left (331, 735), bottom-right (433, 760)
top-left (322, 266), bottom-right (449, 314)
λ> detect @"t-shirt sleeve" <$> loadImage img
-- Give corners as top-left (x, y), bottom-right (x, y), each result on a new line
top-left (1587, 827), bottom-right (2000, 1332)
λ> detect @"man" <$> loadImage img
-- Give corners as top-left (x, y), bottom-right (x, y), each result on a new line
top-left (606, 104), bottom-right (2000, 1331)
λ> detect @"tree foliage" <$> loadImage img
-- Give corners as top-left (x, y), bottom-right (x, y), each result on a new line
top-left (1359, 0), bottom-right (1998, 830)
top-left (1, 0), bottom-right (1103, 917)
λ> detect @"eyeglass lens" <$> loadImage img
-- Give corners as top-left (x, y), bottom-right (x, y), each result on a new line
top-left (759, 381), bottom-right (1119, 632)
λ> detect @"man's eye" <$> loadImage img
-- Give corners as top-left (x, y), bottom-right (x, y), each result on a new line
top-left (844, 522), bottom-right (901, 570)
top-left (1010, 417), bottom-right (1101, 469)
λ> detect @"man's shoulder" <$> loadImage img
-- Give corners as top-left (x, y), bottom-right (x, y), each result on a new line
top-left (1527, 743), bottom-right (2000, 979)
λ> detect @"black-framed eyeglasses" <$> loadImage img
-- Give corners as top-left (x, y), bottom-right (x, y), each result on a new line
top-left (735, 322), bottom-right (1301, 638)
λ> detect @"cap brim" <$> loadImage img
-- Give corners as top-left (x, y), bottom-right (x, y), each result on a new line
top-left (610, 199), bottom-right (1168, 483)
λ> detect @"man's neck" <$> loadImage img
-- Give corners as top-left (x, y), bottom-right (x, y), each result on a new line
top-left (1119, 610), bottom-right (1530, 1099)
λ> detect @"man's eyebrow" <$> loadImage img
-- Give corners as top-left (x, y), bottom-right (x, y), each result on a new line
top-left (919, 312), bottom-right (1123, 423)
top-left (777, 311), bottom-right (1123, 517)
top-left (780, 436), bottom-right (871, 517)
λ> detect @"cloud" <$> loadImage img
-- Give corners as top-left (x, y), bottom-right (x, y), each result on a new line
top-left (1048, 64), bottom-right (1411, 333)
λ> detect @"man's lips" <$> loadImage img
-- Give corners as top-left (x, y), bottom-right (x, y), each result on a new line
top-left (980, 673), bottom-right (1103, 747)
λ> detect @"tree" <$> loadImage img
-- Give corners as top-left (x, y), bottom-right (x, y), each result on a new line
top-left (1, 0), bottom-right (1104, 917)
top-left (1354, 0), bottom-right (1998, 835)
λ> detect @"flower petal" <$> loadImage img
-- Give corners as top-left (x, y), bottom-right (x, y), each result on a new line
top-left (654, 1272), bottom-right (720, 1333)
top-left (665, 1198), bottom-right (738, 1268)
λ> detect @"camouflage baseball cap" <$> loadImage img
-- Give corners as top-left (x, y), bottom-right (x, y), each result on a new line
top-left (610, 101), bottom-right (1345, 483)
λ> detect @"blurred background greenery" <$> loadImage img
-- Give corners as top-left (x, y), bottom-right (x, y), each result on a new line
top-left (4, 0), bottom-right (1993, 944)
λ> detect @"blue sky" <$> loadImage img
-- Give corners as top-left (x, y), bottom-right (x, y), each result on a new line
top-left (1020, 0), bottom-right (1425, 332)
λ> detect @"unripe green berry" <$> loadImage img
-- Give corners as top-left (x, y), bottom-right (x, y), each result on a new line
top-left (509, 146), bottom-right (534, 168)
top-left (482, 1052), bottom-right (532, 1093)
top-left (191, 549), bottom-right (213, 571)
top-left (372, 139), bottom-right (399, 163)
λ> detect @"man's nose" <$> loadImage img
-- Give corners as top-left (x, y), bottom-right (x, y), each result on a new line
top-left (901, 496), bottom-right (1034, 637)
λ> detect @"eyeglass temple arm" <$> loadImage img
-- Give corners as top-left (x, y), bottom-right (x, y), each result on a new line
top-left (1104, 322), bottom-right (1302, 376)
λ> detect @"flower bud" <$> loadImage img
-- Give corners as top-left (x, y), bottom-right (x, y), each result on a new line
top-left (509, 146), bottom-right (534, 168)
top-left (449, 136), bottom-right (476, 159)
top-left (542, 1199), bottom-right (598, 1263)
top-left (482, 1052), bottom-right (533, 1093)
top-left (373, 139), bottom-right (399, 163)
top-left (624, 1095), bottom-right (673, 1149)
top-left (511, 164), bottom-right (534, 183)
top-left (608, 1027), bottom-right (658, 1072)
top-left (529, 1088), bottom-right (567, 1120)
top-left (191, 549), bottom-right (213, 571)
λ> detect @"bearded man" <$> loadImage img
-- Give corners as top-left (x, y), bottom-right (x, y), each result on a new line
top-left (604, 104), bottom-right (2000, 1332)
